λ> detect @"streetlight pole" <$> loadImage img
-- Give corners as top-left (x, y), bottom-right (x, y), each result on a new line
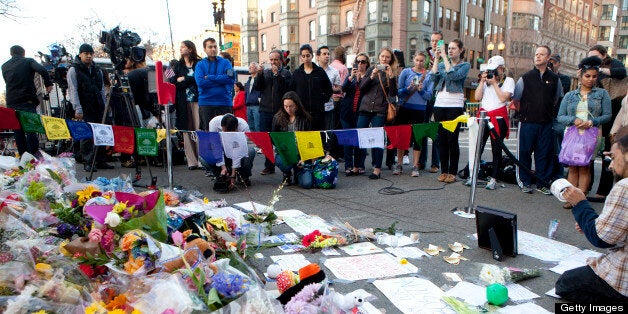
top-left (212, 0), bottom-right (226, 48)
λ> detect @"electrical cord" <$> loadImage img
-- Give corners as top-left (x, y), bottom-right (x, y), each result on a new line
top-left (378, 177), bottom-right (447, 195)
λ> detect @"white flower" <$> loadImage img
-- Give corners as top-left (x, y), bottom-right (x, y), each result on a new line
top-left (104, 211), bottom-right (121, 227)
top-left (479, 264), bottom-right (506, 284)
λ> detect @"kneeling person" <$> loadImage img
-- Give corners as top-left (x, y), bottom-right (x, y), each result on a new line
top-left (207, 114), bottom-right (256, 188)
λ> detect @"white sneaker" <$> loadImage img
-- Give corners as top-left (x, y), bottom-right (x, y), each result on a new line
top-left (463, 178), bottom-right (472, 186)
top-left (411, 166), bottom-right (420, 177)
top-left (486, 177), bottom-right (496, 190)
top-left (402, 155), bottom-right (410, 165)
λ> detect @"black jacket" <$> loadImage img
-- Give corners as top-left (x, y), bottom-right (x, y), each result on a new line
top-left (358, 67), bottom-right (397, 115)
top-left (254, 68), bottom-right (292, 114)
top-left (519, 67), bottom-right (560, 123)
top-left (245, 76), bottom-right (261, 106)
top-left (128, 68), bottom-right (157, 119)
top-left (340, 75), bottom-right (364, 124)
top-left (2, 56), bottom-right (52, 110)
top-left (169, 60), bottom-right (200, 129)
top-left (72, 61), bottom-right (105, 122)
top-left (290, 64), bottom-right (333, 116)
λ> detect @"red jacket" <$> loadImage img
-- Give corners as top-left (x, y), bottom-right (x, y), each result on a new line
top-left (233, 90), bottom-right (247, 121)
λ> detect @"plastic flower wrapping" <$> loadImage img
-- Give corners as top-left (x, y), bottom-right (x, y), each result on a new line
top-left (0, 153), bottom-right (282, 312)
top-left (477, 263), bottom-right (542, 285)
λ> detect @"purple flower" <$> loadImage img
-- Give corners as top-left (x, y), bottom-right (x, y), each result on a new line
top-left (211, 272), bottom-right (249, 298)
top-left (284, 299), bottom-right (319, 314)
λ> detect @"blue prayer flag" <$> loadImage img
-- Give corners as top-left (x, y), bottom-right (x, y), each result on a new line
top-left (333, 129), bottom-right (359, 146)
top-left (66, 120), bottom-right (93, 140)
top-left (197, 131), bottom-right (224, 165)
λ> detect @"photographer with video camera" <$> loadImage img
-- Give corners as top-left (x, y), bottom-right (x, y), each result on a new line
top-left (471, 56), bottom-right (514, 190)
top-left (67, 44), bottom-right (114, 172)
top-left (2, 45), bottom-right (53, 156)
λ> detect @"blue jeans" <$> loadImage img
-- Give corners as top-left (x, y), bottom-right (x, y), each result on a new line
top-left (275, 154), bottom-right (313, 188)
top-left (519, 122), bottom-right (554, 188)
top-left (209, 146), bottom-right (256, 179)
top-left (259, 111), bottom-right (275, 170)
top-left (356, 113), bottom-right (385, 169)
top-left (247, 106), bottom-right (260, 132)
top-left (556, 265), bottom-right (628, 303)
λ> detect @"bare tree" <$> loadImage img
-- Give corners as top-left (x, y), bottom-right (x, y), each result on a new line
top-left (0, 0), bottom-right (19, 20)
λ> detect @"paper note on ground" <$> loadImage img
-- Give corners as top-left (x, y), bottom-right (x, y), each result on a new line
top-left (545, 288), bottom-right (561, 298)
top-left (518, 231), bottom-right (581, 262)
top-left (373, 277), bottom-right (455, 314)
top-left (282, 213), bottom-right (336, 235)
top-left (340, 242), bottom-right (384, 255)
top-left (324, 253), bottom-right (417, 281)
top-left (321, 247), bottom-right (341, 256)
top-left (549, 249), bottom-right (602, 274)
top-left (270, 254), bottom-right (310, 272)
top-left (499, 303), bottom-right (552, 314)
top-left (386, 246), bottom-right (429, 259)
top-left (505, 283), bottom-right (540, 301)
top-left (278, 244), bottom-right (305, 253)
top-left (444, 281), bottom-right (487, 307)
top-left (232, 201), bottom-right (269, 213)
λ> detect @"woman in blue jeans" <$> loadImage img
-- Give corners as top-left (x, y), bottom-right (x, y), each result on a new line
top-left (356, 47), bottom-right (398, 179)
top-left (272, 91), bottom-right (312, 186)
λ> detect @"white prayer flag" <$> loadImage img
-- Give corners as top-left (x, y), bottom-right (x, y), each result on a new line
top-left (219, 132), bottom-right (249, 162)
top-left (89, 123), bottom-right (114, 146)
top-left (357, 127), bottom-right (385, 148)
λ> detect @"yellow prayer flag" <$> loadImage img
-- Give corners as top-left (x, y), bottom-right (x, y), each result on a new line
top-left (440, 114), bottom-right (470, 132)
top-left (156, 128), bottom-right (178, 143)
top-left (295, 131), bottom-right (325, 161)
top-left (41, 116), bottom-right (71, 140)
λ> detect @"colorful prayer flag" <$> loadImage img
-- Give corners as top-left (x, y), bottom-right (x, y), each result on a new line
top-left (135, 128), bottom-right (158, 156)
top-left (16, 111), bottom-right (45, 134)
top-left (441, 114), bottom-right (470, 132)
top-left (66, 120), bottom-right (93, 140)
top-left (112, 126), bottom-right (135, 154)
top-left (197, 131), bottom-right (224, 165)
top-left (0, 107), bottom-right (21, 130)
top-left (246, 132), bottom-right (275, 163)
top-left (295, 131), bottom-right (325, 161)
top-left (89, 123), bottom-right (114, 146)
top-left (333, 129), bottom-right (359, 147)
top-left (220, 132), bottom-right (249, 162)
top-left (412, 122), bottom-right (439, 149)
top-left (357, 127), bottom-right (385, 149)
top-left (269, 132), bottom-right (299, 166)
top-left (40, 116), bottom-right (71, 140)
top-left (384, 125), bottom-right (412, 150)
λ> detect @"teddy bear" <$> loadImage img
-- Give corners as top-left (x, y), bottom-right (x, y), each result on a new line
top-left (161, 235), bottom-right (218, 274)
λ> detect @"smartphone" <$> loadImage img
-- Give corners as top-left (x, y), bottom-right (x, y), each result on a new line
top-left (412, 75), bottom-right (420, 85)
top-left (437, 40), bottom-right (444, 48)
top-left (353, 62), bottom-right (358, 69)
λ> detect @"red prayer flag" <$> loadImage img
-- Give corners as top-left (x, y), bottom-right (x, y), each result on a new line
top-left (112, 126), bottom-right (135, 154)
top-left (245, 132), bottom-right (275, 163)
top-left (384, 125), bottom-right (412, 150)
top-left (0, 107), bottom-right (21, 130)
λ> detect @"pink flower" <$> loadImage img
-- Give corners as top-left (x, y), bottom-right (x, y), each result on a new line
top-left (171, 231), bottom-right (184, 247)
top-left (100, 229), bottom-right (115, 253)
top-left (301, 230), bottom-right (321, 247)
top-left (88, 229), bottom-right (103, 243)
top-left (161, 309), bottom-right (176, 314)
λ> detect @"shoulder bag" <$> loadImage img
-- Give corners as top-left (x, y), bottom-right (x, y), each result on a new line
top-left (378, 73), bottom-right (397, 123)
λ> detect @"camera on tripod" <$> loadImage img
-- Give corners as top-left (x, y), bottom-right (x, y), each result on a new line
top-left (99, 26), bottom-right (146, 72)
top-left (38, 43), bottom-right (72, 91)
top-left (485, 69), bottom-right (497, 79)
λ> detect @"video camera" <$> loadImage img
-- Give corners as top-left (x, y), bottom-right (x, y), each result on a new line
top-left (38, 43), bottom-right (72, 90)
top-left (99, 26), bottom-right (146, 72)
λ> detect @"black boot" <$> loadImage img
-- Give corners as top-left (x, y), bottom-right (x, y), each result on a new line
top-left (283, 172), bottom-right (293, 186)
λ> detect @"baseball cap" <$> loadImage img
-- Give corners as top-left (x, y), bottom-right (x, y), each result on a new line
top-left (486, 55), bottom-right (505, 70)
top-left (550, 54), bottom-right (561, 62)
top-left (79, 44), bottom-right (94, 54)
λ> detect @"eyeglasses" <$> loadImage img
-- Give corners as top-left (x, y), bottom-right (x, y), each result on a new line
top-left (356, 60), bottom-right (368, 64)
top-left (580, 65), bottom-right (600, 70)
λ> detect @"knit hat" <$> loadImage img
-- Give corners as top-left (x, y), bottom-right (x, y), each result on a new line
top-left (550, 54), bottom-right (561, 62)
top-left (79, 44), bottom-right (94, 54)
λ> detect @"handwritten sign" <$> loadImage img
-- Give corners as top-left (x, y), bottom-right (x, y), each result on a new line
top-left (373, 277), bottom-right (455, 314)
top-left (324, 253), bottom-right (417, 281)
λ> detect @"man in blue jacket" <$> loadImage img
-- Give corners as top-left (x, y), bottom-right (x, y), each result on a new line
top-left (195, 37), bottom-right (235, 131)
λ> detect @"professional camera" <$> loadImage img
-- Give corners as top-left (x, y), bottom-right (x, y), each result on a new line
top-left (485, 69), bottom-right (497, 79)
top-left (99, 26), bottom-right (146, 71)
top-left (38, 43), bottom-right (72, 90)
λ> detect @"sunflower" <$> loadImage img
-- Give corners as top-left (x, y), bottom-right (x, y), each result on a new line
top-left (76, 185), bottom-right (101, 206)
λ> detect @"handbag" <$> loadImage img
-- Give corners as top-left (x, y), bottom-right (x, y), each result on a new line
top-left (378, 73), bottom-right (397, 123)
top-left (559, 126), bottom-right (598, 166)
top-left (313, 156), bottom-right (339, 189)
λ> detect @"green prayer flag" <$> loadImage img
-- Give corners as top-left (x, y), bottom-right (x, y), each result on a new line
top-left (16, 111), bottom-right (45, 134)
top-left (270, 132), bottom-right (299, 166)
top-left (135, 128), bottom-right (158, 156)
top-left (412, 122), bottom-right (439, 149)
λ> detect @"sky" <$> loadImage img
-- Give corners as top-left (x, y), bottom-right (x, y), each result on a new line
top-left (0, 0), bottom-right (242, 92)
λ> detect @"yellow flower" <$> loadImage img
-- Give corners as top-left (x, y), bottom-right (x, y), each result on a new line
top-left (120, 232), bottom-right (141, 251)
top-left (112, 201), bottom-right (129, 214)
top-left (208, 217), bottom-right (229, 231)
top-left (59, 239), bottom-right (71, 256)
top-left (35, 263), bottom-right (53, 277)
top-left (76, 185), bottom-right (100, 206)
top-left (131, 309), bottom-right (142, 314)
top-left (107, 310), bottom-right (126, 314)
top-left (32, 310), bottom-right (48, 314)
top-left (85, 301), bottom-right (107, 314)
top-left (203, 197), bottom-right (209, 204)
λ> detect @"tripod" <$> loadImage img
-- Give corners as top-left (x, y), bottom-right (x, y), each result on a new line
top-left (86, 71), bottom-right (157, 189)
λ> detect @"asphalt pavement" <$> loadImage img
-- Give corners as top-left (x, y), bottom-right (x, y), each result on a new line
top-left (79, 130), bottom-right (605, 313)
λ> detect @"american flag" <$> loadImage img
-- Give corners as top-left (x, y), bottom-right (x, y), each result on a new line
top-left (164, 67), bottom-right (175, 81)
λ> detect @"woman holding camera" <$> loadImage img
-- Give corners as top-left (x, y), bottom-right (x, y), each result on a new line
top-left (557, 56), bottom-right (612, 208)
top-left (340, 53), bottom-right (370, 176)
top-left (273, 91), bottom-right (312, 186)
top-left (431, 39), bottom-right (470, 183)
top-left (356, 47), bottom-right (398, 179)
top-left (473, 56), bottom-right (514, 190)
top-left (395, 52), bottom-right (433, 177)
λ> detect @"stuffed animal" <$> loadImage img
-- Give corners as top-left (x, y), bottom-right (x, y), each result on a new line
top-left (162, 235), bottom-right (218, 273)
top-left (331, 289), bottom-right (374, 313)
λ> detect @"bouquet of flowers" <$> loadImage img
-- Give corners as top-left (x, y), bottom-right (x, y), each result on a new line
top-left (479, 264), bottom-right (541, 285)
top-left (301, 230), bottom-right (348, 251)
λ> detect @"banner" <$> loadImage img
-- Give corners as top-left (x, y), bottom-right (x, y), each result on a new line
top-left (0, 107), bottom-right (21, 130)
top-left (441, 114), bottom-right (469, 132)
top-left (357, 127), bottom-right (385, 149)
top-left (295, 131), bottom-right (325, 161)
top-left (16, 111), bottom-right (45, 134)
top-left (135, 128), bottom-right (158, 156)
top-left (66, 120), bottom-right (93, 140)
top-left (40, 116), bottom-right (71, 140)
top-left (246, 132), bottom-right (275, 163)
top-left (219, 132), bottom-right (249, 162)
top-left (197, 131), bottom-right (224, 165)
top-left (270, 132), bottom-right (299, 165)
top-left (333, 129), bottom-right (359, 147)
top-left (90, 123), bottom-right (114, 146)
top-left (412, 122), bottom-right (439, 149)
top-left (112, 126), bottom-right (135, 154)
top-left (384, 125), bottom-right (412, 150)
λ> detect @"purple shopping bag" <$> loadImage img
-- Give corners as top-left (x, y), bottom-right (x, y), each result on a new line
top-left (559, 126), bottom-right (598, 166)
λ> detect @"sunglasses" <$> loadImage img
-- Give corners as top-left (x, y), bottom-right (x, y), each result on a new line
top-left (580, 65), bottom-right (599, 70)
top-left (356, 60), bottom-right (368, 64)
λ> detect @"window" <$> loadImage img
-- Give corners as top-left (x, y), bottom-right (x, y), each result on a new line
top-left (368, 1), bottom-right (378, 22)
top-left (423, 0), bottom-right (431, 23)
top-left (468, 50), bottom-right (474, 69)
top-left (623, 0), bottom-right (628, 10)
top-left (289, 0), bottom-right (296, 10)
top-left (593, 4), bottom-right (599, 18)
top-left (471, 0), bottom-right (477, 6)
top-left (411, 0), bottom-right (419, 22)
top-left (347, 10), bottom-right (354, 28)
top-left (382, 0), bottom-right (390, 21)
top-left (584, 4), bottom-right (589, 18)
top-left (367, 40), bottom-right (375, 58)
top-left (438, 6), bottom-right (443, 28)
top-left (260, 9), bottom-right (266, 23)
top-left (477, 20), bottom-right (484, 39)
top-left (445, 9), bottom-right (451, 29)
top-left (591, 26), bottom-right (597, 40)
top-left (510, 41), bottom-right (536, 57)
top-left (598, 26), bottom-right (613, 41)
top-left (601, 5), bottom-right (617, 21)
top-left (494, 0), bottom-right (500, 13)
top-left (576, 24), bottom-right (582, 43)
top-left (261, 34), bottom-right (267, 51)
top-left (319, 15), bottom-right (328, 35)
top-left (310, 0), bottom-right (316, 8)
top-left (280, 26), bottom-right (287, 44)
top-left (309, 21), bottom-right (316, 40)
top-left (289, 25), bottom-right (297, 42)
top-left (502, 0), bottom-right (508, 15)
top-left (453, 11), bottom-right (459, 31)
top-left (249, 36), bottom-right (257, 52)
top-left (280, 0), bottom-right (286, 13)
top-left (512, 13), bottom-right (541, 30)
top-left (409, 38), bottom-right (418, 57)
top-left (271, 12), bottom-right (276, 23)
top-left (470, 18), bottom-right (476, 37)
top-left (622, 16), bottom-right (628, 30)
top-left (578, 1), bottom-right (583, 16)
